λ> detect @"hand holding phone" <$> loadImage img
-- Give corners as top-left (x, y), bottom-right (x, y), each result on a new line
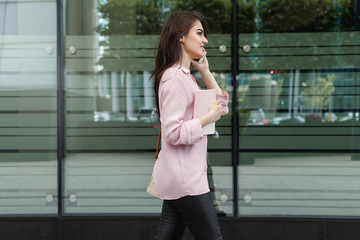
top-left (198, 51), bottom-right (207, 64)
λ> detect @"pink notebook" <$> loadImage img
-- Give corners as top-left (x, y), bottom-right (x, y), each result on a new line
top-left (193, 89), bottom-right (216, 135)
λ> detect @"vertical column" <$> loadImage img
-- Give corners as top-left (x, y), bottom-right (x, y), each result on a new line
top-left (57, 0), bottom-right (65, 216)
top-left (231, 0), bottom-right (239, 217)
top-left (126, 72), bottom-right (134, 120)
top-left (351, 1), bottom-right (360, 159)
top-left (143, 71), bottom-right (153, 109)
top-left (111, 71), bottom-right (120, 113)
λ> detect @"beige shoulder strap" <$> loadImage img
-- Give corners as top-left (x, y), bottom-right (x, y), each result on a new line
top-left (154, 129), bottom-right (161, 161)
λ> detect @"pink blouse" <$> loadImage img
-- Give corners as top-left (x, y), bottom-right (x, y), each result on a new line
top-left (153, 64), bottom-right (229, 200)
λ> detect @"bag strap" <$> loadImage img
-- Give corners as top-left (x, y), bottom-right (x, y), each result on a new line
top-left (154, 128), bottom-right (161, 161)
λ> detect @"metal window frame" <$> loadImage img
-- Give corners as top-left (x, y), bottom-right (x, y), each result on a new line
top-left (56, 0), bottom-right (65, 217)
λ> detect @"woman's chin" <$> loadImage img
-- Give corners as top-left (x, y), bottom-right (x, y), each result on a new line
top-left (195, 54), bottom-right (203, 59)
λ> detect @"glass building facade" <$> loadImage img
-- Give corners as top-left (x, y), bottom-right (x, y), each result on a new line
top-left (1, 0), bottom-right (360, 221)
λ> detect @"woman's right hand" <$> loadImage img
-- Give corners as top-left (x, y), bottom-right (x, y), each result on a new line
top-left (199, 100), bottom-right (222, 127)
top-left (208, 100), bottom-right (222, 122)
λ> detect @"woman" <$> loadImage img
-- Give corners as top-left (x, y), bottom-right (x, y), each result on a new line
top-left (153, 11), bottom-right (229, 239)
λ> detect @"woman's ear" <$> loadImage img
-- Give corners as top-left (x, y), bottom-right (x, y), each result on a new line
top-left (180, 36), bottom-right (184, 43)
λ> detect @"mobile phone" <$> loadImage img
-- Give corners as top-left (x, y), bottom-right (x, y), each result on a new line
top-left (198, 51), bottom-right (207, 64)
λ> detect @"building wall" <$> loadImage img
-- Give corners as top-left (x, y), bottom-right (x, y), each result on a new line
top-left (0, 0), bottom-right (360, 238)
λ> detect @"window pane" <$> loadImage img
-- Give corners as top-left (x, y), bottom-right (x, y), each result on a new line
top-left (64, 0), bottom-right (162, 214)
top-left (64, 0), bottom-right (233, 215)
top-left (0, 0), bottom-right (57, 215)
top-left (238, 0), bottom-right (360, 217)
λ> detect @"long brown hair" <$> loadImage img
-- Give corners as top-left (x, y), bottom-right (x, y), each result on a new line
top-left (153, 11), bottom-right (207, 117)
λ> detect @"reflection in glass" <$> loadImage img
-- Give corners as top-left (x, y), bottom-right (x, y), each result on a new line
top-left (0, 0), bottom-right (57, 215)
top-left (238, 0), bottom-right (360, 217)
top-left (64, 0), bottom-right (233, 215)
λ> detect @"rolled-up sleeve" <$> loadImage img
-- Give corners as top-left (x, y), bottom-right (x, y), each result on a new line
top-left (217, 89), bottom-right (229, 115)
top-left (159, 76), bottom-right (203, 145)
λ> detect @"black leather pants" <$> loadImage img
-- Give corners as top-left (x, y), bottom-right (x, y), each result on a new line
top-left (155, 192), bottom-right (223, 240)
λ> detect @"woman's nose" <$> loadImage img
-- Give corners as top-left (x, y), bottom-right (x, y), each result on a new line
top-left (203, 36), bottom-right (209, 45)
top-left (203, 37), bottom-right (208, 45)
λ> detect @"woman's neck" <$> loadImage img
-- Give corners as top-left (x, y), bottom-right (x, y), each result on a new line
top-left (178, 51), bottom-right (191, 70)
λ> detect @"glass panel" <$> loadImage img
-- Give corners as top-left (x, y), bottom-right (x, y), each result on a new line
top-left (0, 0), bottom-right (57, 215)
top-left (64, 0), bottom-right (233, 215)
top-left (238, 0), bottom-right (360, 217)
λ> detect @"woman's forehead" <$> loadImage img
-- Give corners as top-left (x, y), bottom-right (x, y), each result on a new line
top-left (190, 20), bottom-right (203, 31)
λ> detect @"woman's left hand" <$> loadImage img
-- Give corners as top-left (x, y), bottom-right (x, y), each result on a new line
top-left (191, 55), bottom-right (209, 73)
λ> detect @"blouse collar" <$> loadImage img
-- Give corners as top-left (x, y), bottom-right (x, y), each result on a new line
top-left (174, 64), bottom-right (190, 75)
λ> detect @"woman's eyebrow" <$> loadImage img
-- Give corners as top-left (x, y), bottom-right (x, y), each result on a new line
top-left (196, 29), bottom-right (204, 32)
